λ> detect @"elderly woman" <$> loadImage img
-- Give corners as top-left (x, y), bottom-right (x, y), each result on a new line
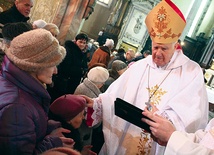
top-left (0, 29), bottom-right (74, 154)
top-left (74, 66), bottom-right (109, 154)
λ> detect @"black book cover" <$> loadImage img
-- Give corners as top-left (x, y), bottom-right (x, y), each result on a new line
top-left (114, 98), bottom-right (151, 133)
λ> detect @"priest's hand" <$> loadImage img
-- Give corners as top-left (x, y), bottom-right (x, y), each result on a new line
top-left (80, 95), bottom-right (94, 108)
top-left (142, 106), bottom-right (175, 145)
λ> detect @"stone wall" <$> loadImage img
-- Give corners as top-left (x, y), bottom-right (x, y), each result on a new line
top-left (30, 0), bottom-right (88, 44)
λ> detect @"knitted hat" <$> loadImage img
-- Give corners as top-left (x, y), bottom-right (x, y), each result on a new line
top-left (5, 29), bottom-right (66, 72)
top-left (50, 95), bottom-right (86, 121)
top-left (145, 0), bottom-right (186, 43)
top-left (87, 66), bottom-right (109, 83)
top-left (33, 19), bottom-right (47, 28)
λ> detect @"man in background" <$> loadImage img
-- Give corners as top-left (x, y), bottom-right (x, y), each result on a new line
top-left (0, 0), bottom-right (34, 38)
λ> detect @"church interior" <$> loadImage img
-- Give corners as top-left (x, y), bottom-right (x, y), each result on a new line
top-left (1, 0), bottom-right (214, 116)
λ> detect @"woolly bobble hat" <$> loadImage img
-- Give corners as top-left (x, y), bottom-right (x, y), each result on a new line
top-left (5, 29), bottom-right (66, 72)
top-left (88, 66), bottom-right (109, 83)
top-left (33, 19), bottom-right (47, 28)
top-left (50, 95), bottom-right (86, 121)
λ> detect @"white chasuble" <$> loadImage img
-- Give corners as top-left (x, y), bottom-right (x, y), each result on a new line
top-left (92, 50), bottom-right (208, 155)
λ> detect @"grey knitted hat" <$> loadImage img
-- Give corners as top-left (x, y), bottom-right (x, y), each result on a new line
top-left (5, 29), bottom-right (66, 72)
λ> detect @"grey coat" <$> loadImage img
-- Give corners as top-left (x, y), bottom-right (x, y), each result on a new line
top-left (74, 78), bottom-right (101, 98)
top-left (74, 78), bottom-right (102, 149)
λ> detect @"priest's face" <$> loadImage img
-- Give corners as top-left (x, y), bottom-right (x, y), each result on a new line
top-left (152, 42), bottom-right (176, 67)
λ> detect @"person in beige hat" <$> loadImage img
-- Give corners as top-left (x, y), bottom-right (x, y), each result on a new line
top-left (81, 0), bottom-right (208, 154)
top-left (32, 19), bottom-right (47, 29)
top-left (74, 66), bottom-right (109, 154)
top-left (0, 29), bottom-right (76, 154)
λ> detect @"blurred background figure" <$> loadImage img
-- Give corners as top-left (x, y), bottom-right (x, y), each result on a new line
top-left (142, 50), bottom-right (151, 58)
top-left (86, 39), bottom-right (99, 62)
top-left (108, 48), bottom-right (135, 68)
top-left (0, 7), bottom-right (3, 13)
top-left (103, 60), bottom-right (127, 92)
top-left (48, 33), bottom-right (89, 102)
top-left (32, 19), bottom-right (47, 29)
top-left (97, 27), bottom-right (106, 46)
top-left (88, 38), bottom-right (114, 68)
top-left (0, 0), bottom-right (34, 38)
top-left (0, 22), bottom-right (33, 68)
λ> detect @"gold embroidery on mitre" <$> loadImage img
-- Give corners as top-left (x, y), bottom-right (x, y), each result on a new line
top-left (149, 6), bottom-right (181, 40)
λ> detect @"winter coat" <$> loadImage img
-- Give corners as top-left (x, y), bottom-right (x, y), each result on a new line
top-left (74, 78), bottom-right (101, 98)
top-left (0, 56), bottom-right (62, 155)
top-left (0, 5), bottom-right (29, 38)
top-left (48, 41), bottom-right (88, 101)
top-left (58, 41), bottom-right (87, 79)
top-left (88, 46), bottom-right (111, 68)
top-left (48, 113), bottom-right (84, 152)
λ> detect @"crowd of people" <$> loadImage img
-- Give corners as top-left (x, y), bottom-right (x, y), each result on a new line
top-left (0, 0), bottom-right (211, 155)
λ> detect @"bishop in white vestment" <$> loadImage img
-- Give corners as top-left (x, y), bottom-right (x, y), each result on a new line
top-left (84, 0), bottom-right (209, 154)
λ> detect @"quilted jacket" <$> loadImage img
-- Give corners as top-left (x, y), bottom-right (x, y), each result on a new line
top-left (0, 56), bottom-right (62, 155)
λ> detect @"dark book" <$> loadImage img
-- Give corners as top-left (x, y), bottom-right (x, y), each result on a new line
top-left (114, 98), bottom-right (151, 133)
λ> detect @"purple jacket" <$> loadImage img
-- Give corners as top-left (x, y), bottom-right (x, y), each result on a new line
top-left (0, 56), bottom-right (62, 154)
